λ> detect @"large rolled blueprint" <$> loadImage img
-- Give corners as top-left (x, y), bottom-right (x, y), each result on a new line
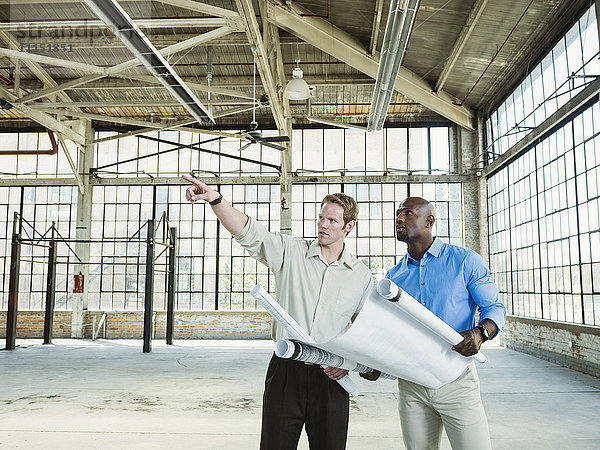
top-left (275, 339), bottom-right (396, 380)
top-left (252, 279), bottom-right (486, 390)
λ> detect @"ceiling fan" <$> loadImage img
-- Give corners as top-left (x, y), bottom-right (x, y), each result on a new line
top-left (237, 46), bottom-right (290, 152)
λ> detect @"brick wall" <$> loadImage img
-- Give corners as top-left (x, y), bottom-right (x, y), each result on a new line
top-left (0, 310), bottom-right (272, 340)
top-left (501, 315), bottom-right (600, 377)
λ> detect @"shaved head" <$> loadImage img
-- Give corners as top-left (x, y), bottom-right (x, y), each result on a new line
top-left (400, 197), bottom-right (436, 217)
top-left (395, 197), bottom-right (436, 248)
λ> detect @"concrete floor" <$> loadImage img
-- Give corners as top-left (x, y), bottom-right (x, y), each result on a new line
top-left (1, 339), bottom-right (599, 450)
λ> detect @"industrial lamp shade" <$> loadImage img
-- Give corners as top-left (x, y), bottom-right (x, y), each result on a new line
top-left (284, 66), bottom-right (310, 100)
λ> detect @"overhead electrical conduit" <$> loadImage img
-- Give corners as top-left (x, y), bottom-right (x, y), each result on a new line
top-left (367, 0), bottom-right (420, 132)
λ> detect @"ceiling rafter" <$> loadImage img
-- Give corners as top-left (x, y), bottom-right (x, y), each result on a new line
top-left (0, 85), bottom-right (85, 144)
top-left (369, 0), bottom-right (385, 56)
top-left (235, 0), bottom-right (286, 133)
top-left (0, 18), bottom-right (230, 30)
top-left (266, 0), bottom-right (475, 131)
top-left (434, 0), bottom-right (489, 93)
top-left (153, 0), bottom-right (240, 18)
top-left (14, 26), bottom-right (234, 104)
top-left (32, 107), bottom-right (243, 140)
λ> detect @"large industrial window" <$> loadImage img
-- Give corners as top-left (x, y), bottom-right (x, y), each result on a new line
top-left (292, 127), bottom-right (451, 176)
top-left (488, 100), bottom-right (600, 326)
top-left (292, 182), bottom-right (463, 281)
top-left (0, 123), bottom-right (456, 312)
top-left (0, 186), bottom-right (77, 310)
top-left (486, 5), bottom-right (599, 158)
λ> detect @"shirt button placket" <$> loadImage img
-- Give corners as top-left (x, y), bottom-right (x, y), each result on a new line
top-left (420, 262), bottom-right (425, 305)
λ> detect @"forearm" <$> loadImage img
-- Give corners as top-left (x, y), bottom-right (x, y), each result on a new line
top-left (210, 197), bottom-right (248, 235)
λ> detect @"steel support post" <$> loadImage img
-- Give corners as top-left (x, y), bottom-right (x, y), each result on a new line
top-left (166, 227), bottom-right (177, 345)
top-left (43, 239), bottom-right (57, 344)
top-left (143, 219), bottom-right (155, 353)
top-left (5, 213), bottom-right (22, 351)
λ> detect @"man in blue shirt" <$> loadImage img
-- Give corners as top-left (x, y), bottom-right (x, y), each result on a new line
top-left (362, 196), bottom-right (506, 450)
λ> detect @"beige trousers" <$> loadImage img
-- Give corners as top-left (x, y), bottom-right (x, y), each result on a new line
top-left (397, 363), bottom-right (492, 450)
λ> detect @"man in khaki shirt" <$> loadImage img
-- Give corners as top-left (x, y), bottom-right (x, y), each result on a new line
top-left (183, 175), bottom-right (373, 450)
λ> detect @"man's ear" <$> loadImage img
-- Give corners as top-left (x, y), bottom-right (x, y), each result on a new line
top-left (344, 220), bottom-right (356, 234)
top-left (426, 215), bottom-right (435, 228)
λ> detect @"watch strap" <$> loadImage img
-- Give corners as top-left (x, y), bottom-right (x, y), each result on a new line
top-left (209, 192), bottom-right (223, 206)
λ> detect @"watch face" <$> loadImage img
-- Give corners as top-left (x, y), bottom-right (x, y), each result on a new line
top-left (478, 326), bottom-right (489, 341)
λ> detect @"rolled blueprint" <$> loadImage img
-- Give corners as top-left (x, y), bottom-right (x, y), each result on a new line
top-left (377, 279), bottom-right (487, 364)
top-left (275, 338), bottom-right (396, 380)
top-left (250, 285), bottom-right (361, 396)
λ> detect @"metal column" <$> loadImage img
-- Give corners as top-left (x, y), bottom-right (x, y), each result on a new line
top-left (5, 213), bottom-right (22, 351)
top-left (43, 234), bottom-right (57, 345)
top-left (166, 227), bottom-right (177, 345)
top-left (143, 219), bottom-right (155, 353)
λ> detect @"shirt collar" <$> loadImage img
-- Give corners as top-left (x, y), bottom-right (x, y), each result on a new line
top-left (406, 237), bottom-right (444, 262)
top-left (428, 237), bottom-right (444, 257)
top-left (307, 239), bottom-right (355, 269)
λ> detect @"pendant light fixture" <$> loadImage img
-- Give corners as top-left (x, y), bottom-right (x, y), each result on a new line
top-left (284, 57), bottom-right (310, 100)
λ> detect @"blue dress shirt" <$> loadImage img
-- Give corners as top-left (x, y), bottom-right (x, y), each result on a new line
top-left (386, 237), bottom-right (506, 334)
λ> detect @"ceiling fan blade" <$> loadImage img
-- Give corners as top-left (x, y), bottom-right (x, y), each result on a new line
top-left (262, 136), bottom-right (290, 143)
top-left (261, 141), bottom-right (287, 151)
top-left (239, 142), bottom-right (253, 152)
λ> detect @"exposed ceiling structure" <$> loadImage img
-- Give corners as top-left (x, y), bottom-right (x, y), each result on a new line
top-left (0, 0), bottom-right (591, 141)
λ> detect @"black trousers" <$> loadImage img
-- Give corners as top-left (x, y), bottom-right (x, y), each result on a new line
top-left (259, 354), bottom-right (350, 450)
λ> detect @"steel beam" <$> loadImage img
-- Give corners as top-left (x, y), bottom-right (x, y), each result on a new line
top-left (0, 18), bottom-right (229, 30)
top-left (434, 0), bottom-right (489, 93)
top-left (0, 31), bottom-right (78, 105)
top-left (154, 0), bottom-right (239, 18)
top-left (0, 172), bottom-right (473, 188)
top-left (0, 85), bottom-right (86, 144)
top-left (0, 47), bottom-right (106, 74)
top-left (30, 100), bottom-right (254, 108)
top-left (266, 1), bottom-right (475, 131)
top-left (235, 0), bottom-right (286, 132)
top-left (16, 75), bottom-right (106, 104)
top-left (369, 0), bottom-right (385, 55)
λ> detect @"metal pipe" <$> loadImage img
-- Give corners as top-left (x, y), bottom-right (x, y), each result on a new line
top-left (5, 212), bottom-right (22, 350)
top-left (43, 233), bottom-right (57, 345)
top-left (166, 227), bottom-right (177, 345)
top-left (143, 219), bottom-right (155, 353)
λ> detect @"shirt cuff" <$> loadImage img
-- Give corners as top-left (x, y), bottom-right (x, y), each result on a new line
top-left (479, 308), bottom-right (506, 333)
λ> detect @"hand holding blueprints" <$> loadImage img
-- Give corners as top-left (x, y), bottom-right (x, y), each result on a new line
top-left (250, 285), bottom-right (361, 396)
top-left (275, 339), bottom-right (396, 380)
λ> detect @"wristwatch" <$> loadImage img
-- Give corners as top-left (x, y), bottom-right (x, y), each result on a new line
top-left (209, 192), bottom-right (223, 206)
top-left (475, 325), bottom-right (490, 342)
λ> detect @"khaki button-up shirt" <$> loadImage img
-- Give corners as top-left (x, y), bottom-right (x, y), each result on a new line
top-left (234, 217), bottom-right (374, 342)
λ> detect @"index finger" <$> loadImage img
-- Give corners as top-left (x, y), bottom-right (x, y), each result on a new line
top-left (182, 174), bottom-right (203, 188)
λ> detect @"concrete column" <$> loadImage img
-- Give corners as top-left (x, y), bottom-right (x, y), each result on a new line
top-left (477, 113), bottom-right (490, 264)
top-left (449, 125), bottom-right (460, 174)
top-left (280, 118), bottom-right (293, 235)
top-left (459, 125), bottom-right (481, 254)
top-left (71, 119), bottom-right (94, 338)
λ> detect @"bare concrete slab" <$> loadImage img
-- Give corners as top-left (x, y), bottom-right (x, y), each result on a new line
top-left (1, 339), bottom-right (599, 449)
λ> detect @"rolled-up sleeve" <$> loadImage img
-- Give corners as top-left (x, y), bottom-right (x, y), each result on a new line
top-left (233, 216), bottom-right (288, 273)
top-left (466, 252), bottom-right (506, 331)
